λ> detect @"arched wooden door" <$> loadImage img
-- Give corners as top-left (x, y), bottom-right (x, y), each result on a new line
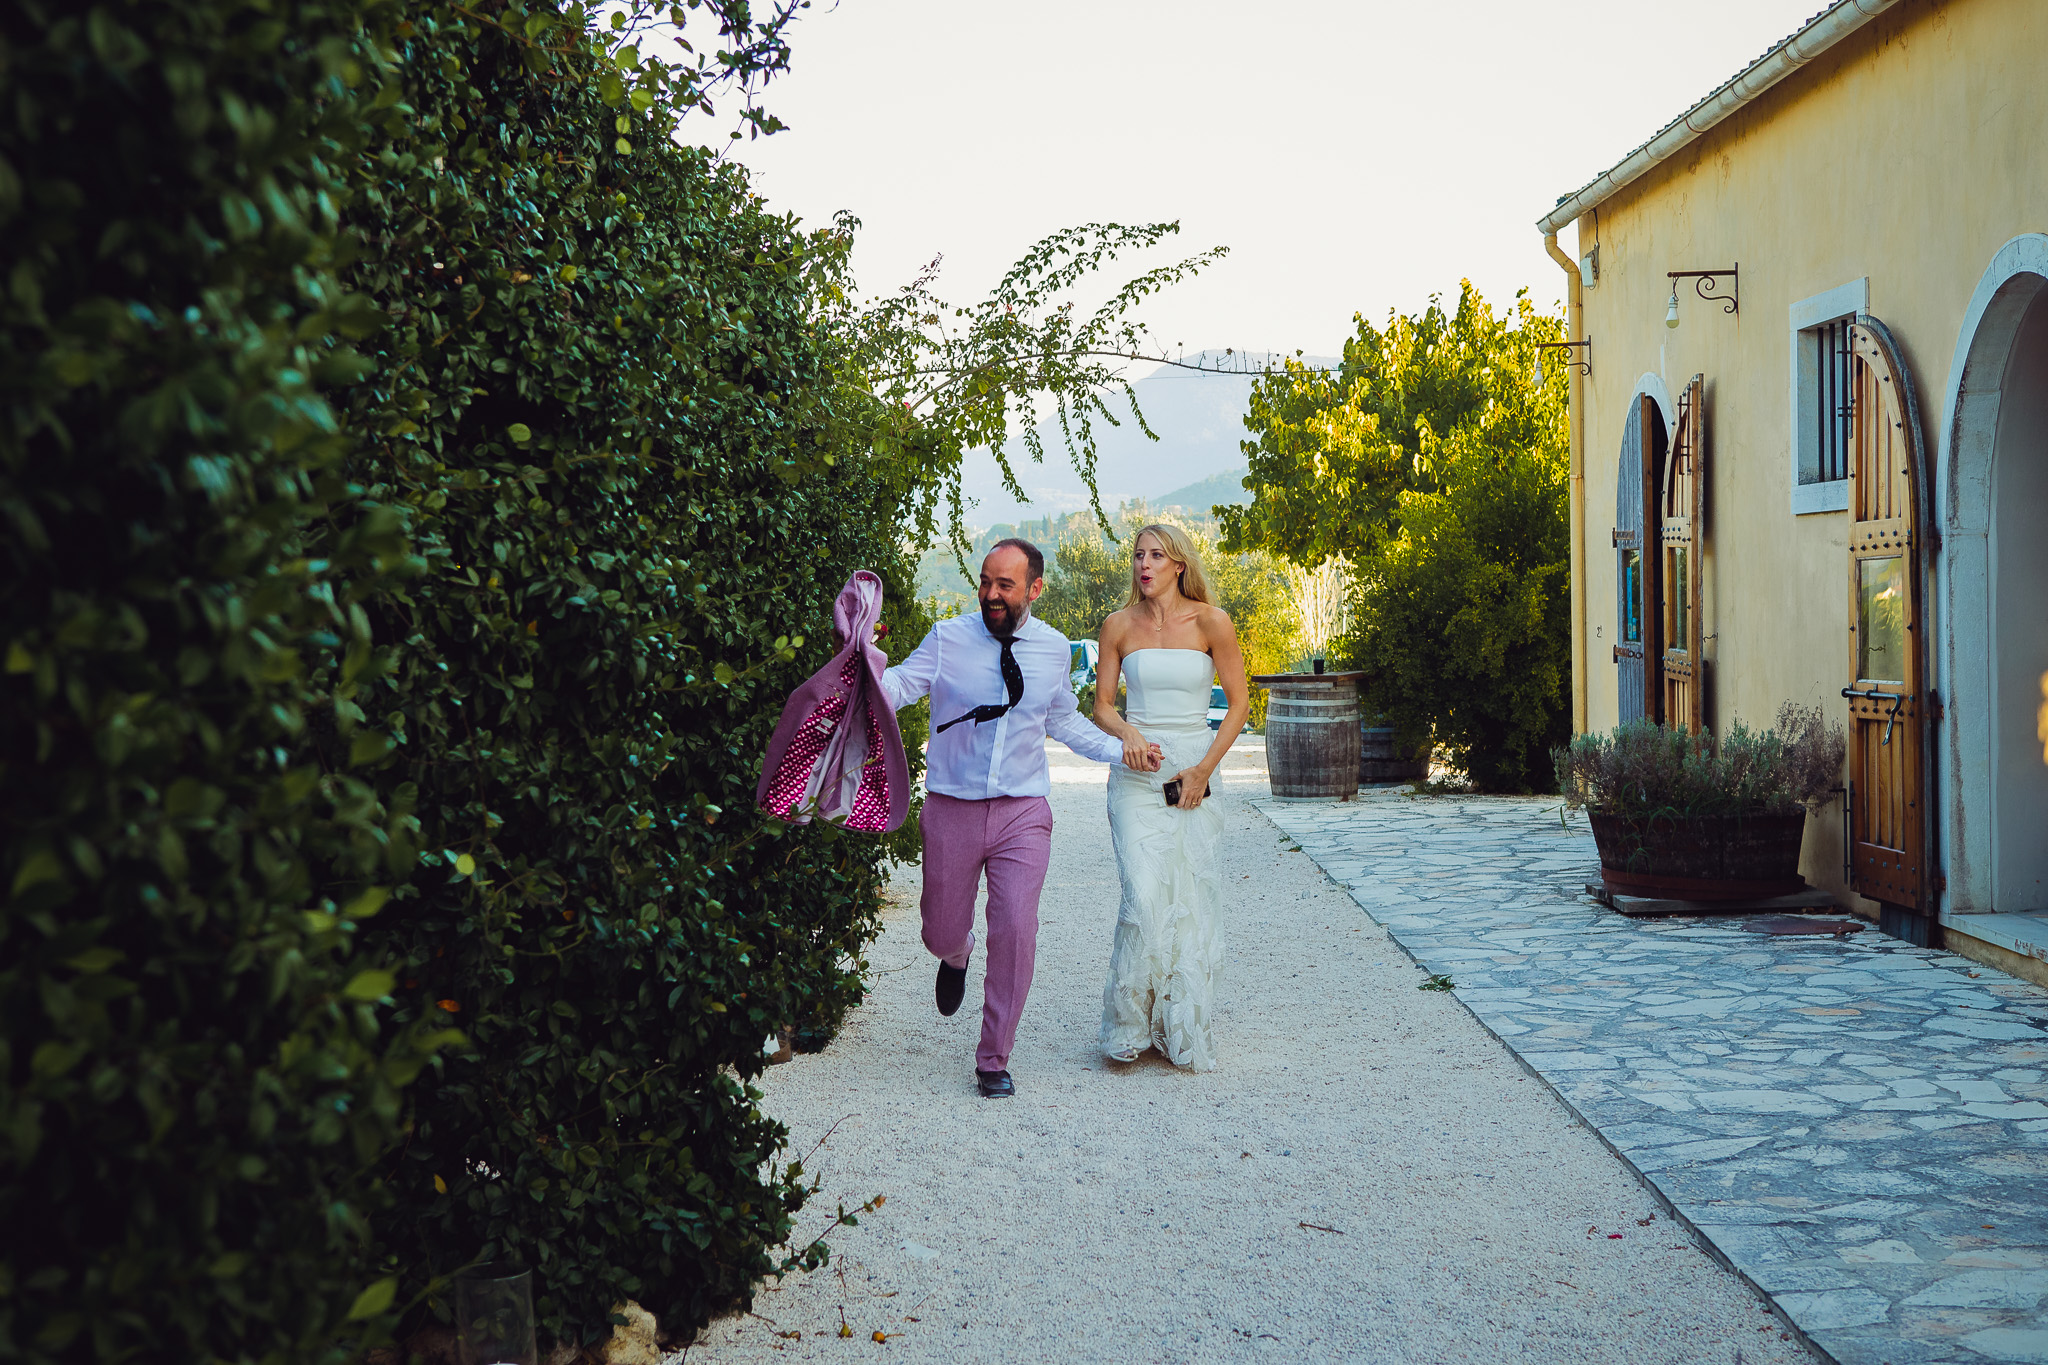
top-left (1660, 375), bottom-right (1707, 734)
top-left (1843, 316), bottom-right (1935, 942)
top-left (1614, 395), bottom-right (1666, 724)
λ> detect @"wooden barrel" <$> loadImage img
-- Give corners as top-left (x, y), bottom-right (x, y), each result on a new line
top-left (1360, 724), bottom-right (1430, 784)
top-left (1252, 672), bottom-right (1363, 799)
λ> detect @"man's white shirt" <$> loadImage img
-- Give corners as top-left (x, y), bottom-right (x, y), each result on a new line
top-left (882, 613), bottom-right (1123, 800)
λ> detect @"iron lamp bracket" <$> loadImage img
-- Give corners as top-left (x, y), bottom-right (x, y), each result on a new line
top-left (1667, 266), bottom-right (1739, 315)
top-left (1534, 337), bottom-right (1592, 377)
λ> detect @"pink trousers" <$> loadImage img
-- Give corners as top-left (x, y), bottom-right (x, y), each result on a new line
top-left (918, 793), bottom-right (1054, 1073)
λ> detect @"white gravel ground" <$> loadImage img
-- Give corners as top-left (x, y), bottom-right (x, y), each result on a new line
top-left (678, 742), bottom-right (1815, 1365)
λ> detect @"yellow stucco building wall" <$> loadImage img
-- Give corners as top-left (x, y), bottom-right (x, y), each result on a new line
top-left (1566, 0), bottom-right (2048, 915)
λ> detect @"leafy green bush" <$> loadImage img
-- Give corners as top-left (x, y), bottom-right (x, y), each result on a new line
top-left (0, 0), bottom-right (455, 1360)
top-left (1555, 705), bottom-right (1845, 819)
top-left (317, 2), bottom-right (927, 1346)
top-left (1343, 406), bottom-right (1570, 792)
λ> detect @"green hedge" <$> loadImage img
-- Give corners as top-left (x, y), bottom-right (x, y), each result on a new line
top-left (330, 7), bottom-right (924, 1341)
top-left (4, 0), bottom-right (925, 1358)
top-left (0, 0), bottom-right (452, 1360)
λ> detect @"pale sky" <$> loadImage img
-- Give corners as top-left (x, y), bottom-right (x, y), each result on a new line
top-left (729, 0), bottom-right (1825, 363)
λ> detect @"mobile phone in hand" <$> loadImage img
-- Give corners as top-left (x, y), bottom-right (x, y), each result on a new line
top-left (1162, 778), bottom-right (1210, 806)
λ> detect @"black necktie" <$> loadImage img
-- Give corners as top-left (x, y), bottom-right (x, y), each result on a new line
top-left (937, 635), bottom-right (1025, 733)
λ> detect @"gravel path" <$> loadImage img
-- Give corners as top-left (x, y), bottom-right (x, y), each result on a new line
top-left (679, 743), bottom-right (1815, 1364)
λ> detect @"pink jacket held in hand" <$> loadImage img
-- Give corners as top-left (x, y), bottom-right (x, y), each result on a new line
top-left (754, 570), bottom-right (910, 833)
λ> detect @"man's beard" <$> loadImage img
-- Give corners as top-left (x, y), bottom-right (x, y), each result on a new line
top-left (980, 596), bottom-right (1027, 638)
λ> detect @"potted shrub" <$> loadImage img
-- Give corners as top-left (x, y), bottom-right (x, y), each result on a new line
top-left (1555, 703), bottom-right (1846, 900)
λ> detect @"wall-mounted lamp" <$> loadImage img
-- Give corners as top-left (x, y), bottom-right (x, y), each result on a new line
top-left (1533, 338), bottom-right (1592, 385)
top-left (1664, 265), bottom-right (1739, 329)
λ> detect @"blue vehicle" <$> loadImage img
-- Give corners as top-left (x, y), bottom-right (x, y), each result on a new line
top-left (1207, 684), bottom-right (1227, 730)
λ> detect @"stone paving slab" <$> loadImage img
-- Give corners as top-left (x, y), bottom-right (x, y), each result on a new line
top-left (1255, 790), bottom-right (2048, 1365)
top-left (1593, 885), bottom-right (1846, 918)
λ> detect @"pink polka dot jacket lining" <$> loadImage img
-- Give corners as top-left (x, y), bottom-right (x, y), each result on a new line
top-left (753, 570), bottom-right (909, 833)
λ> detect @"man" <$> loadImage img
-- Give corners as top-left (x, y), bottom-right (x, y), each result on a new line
top-left (882, 538), bottom-right (1160, 1098)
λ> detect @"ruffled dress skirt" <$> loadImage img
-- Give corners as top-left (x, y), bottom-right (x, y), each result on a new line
top-left (1098, 715), bottom-right (1225, 1071)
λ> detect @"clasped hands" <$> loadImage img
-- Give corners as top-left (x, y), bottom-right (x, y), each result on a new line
top-left (1120, 735), bottom-right (1208, 807)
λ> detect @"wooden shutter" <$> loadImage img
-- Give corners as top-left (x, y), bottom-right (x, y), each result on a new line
top-left (1844, 318), bottom-right (1931, 920)
top-left (1660, 375), bottom-right (1706, 734)
top-left (1613, 396), bottom-right (1662, 725)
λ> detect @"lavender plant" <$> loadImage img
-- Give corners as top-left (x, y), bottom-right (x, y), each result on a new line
top-left (1554, 703), bottom-right (1845, 819)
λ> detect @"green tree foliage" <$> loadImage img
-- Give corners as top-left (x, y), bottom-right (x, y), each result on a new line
top-left (0, 0), bottom-right (457, 1360)
top-left (1034, 532), bottom-right (1131, 646)
top-left (1223, 285), bottom-right (1569, 790)
top-left (833, 225), bottom-right (1225, 552)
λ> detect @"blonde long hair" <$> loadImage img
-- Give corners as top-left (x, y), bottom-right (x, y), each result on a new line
top-left (1122, 522), bottom-right (1214, 608)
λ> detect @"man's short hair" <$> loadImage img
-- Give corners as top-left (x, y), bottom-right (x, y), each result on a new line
top-left (988, 536), bottom-right (1045, 583)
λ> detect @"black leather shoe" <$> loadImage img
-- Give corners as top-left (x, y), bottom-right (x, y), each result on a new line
top-left (935, 961), bottom-right (967, 1017)
top-left (975, 1068), bottom-right (1015, 1099)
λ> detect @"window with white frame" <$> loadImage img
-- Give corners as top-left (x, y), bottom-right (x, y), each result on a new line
top-left (1788, 277), bottom-right (1868, 515)
top-left (1812, 319), bottom-right (1852, 483)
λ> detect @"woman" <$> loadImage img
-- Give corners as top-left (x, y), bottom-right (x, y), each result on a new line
top-left (1091, 523), bottom-right (1250, 1071)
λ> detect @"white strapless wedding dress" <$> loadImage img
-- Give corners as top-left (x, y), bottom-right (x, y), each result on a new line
top-left (1099, 648), bottom-right (1224, 1071)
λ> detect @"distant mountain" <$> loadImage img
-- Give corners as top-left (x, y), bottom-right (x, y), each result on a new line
top-left (1155, 467), bottom-right (1250, 514)
top-left (954, 351), bottom-right (1334, 530)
